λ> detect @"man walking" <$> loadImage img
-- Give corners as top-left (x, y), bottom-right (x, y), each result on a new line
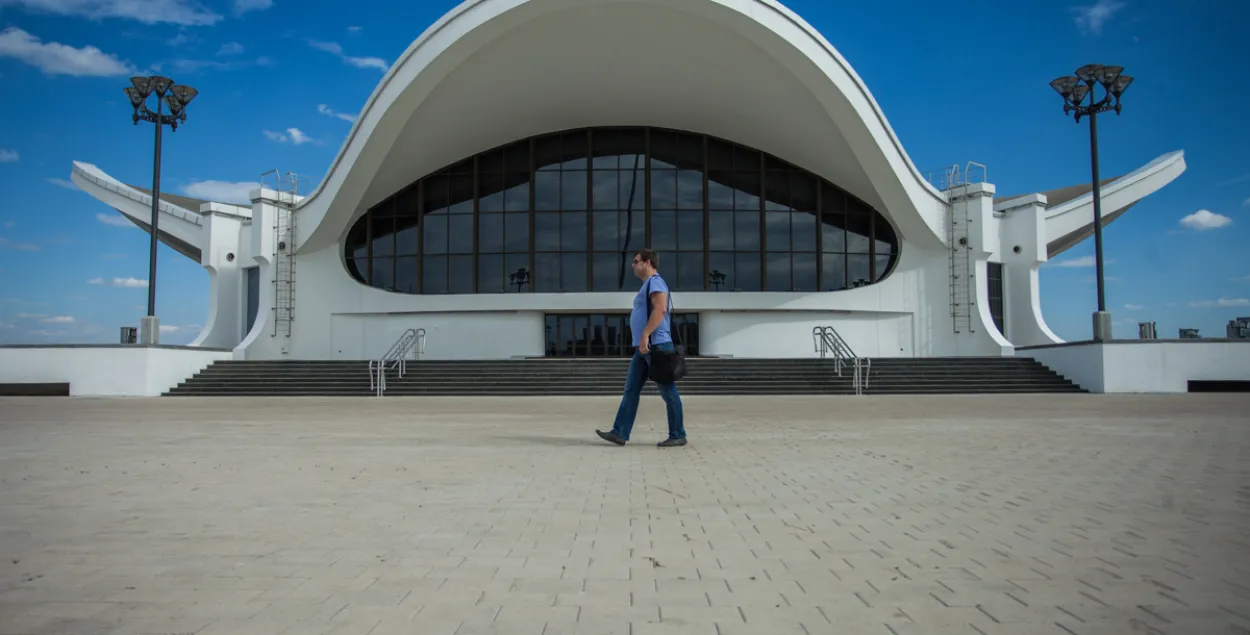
top-left (596, 249), bottom-right (687, 447)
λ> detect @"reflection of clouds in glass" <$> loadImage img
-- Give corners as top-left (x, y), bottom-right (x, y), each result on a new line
top-left (678, 171), bottom-right (702, 209)
top-left (348, 126), bottom-right (900, 296)
top-left (708, 177), bottom-right (735, 210)
top-left (651, 170), bottom-right (676, 208)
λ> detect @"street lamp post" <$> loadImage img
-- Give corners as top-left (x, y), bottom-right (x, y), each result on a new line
top-left (123, 76), bottom-right (198, 345)
top-left (1049, 64), bottom-right (1133, 341)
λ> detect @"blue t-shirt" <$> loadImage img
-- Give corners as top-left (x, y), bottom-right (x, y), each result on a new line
top-left (630, 274), bottom-right (672, 347)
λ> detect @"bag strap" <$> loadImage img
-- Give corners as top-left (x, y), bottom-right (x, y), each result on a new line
top-left (643, 275), bottom-right (682, 346)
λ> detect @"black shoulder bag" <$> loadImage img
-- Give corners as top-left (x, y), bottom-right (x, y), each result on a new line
top-left (644, 276), bottom-right (687, 384)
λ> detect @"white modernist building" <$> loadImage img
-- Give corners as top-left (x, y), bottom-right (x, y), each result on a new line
top-left (71, 0), bottom-right (1187, 363)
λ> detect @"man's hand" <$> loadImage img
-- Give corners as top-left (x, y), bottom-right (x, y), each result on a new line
top-left (640, 334), bottom-right (651, 354)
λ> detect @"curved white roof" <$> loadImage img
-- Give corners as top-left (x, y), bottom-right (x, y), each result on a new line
top-left (292, 0), bottom-right (950, 253)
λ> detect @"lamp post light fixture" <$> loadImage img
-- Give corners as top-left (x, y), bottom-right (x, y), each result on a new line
top-left (123, 76), bottom-right (198, 345)
top-left (1049, 64), bottom-right (1133, 341)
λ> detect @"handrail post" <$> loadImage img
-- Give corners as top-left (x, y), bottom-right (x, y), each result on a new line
top-left (372, 327), bottom-right (426, 397)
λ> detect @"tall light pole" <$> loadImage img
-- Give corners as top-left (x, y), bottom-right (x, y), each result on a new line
top-left (123, 76), bottom-right (198, 345)
top-left (1049, 65), bottom-right (1133, 341)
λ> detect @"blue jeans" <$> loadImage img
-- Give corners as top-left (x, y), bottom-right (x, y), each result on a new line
top-left (611, 342), bottom-right (685, 441)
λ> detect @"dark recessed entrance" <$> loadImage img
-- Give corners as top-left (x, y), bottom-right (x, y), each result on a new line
top-left (545, 313), bottom-right (700, 357)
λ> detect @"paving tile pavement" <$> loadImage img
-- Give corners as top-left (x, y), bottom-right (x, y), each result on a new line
top-left (0, 393), bottom-right (1248, 635)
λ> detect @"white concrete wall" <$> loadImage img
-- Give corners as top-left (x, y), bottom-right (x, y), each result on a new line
top-left (701, 310), bottom-right (913, 358)
top-left (997, 195), bottom-right (1064, 347)
top-left (188, 211), bottom-right (245, 348)
top-left (234, 199), bottom-right (280, 359)
top-left (227, 228), bottom-right (1022, 360)
top-left (1023, 344), bottom-right (1105, 393)
top-left (0, 347), bottom-right (232, 397)
top-left (329, 312), bottom-right (544, 360)
top-left (1022, 341), bottom-right (1250, 393)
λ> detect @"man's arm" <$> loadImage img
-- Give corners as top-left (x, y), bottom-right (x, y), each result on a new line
top-left (642, 290), bottom-right (668, 340)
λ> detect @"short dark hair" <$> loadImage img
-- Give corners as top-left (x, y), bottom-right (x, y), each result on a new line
top-left (635, 248), bottom-right (659, 268)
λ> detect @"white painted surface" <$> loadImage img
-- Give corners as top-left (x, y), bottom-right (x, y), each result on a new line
top-left (188, 212), bottom-right (245, 348)
top-left (291, 0), bottom-right (949, 255)
top-left (1022, 341), bottom-right (1250, 393)
top-left (329, 312), bottom-right (544, 360)
top-left (701, 311), bottom-right (914, 358)
top-left (1024, 344), bottom-right (1105, 393)
top-left (997, 196), bottom-right (1064, 347)
top-left (1041, 150), bottom-right (1186, 257)
top-left (61, 1), bottom-right (1186, 364)
top-left (0, 347), bottom-right (232, 397)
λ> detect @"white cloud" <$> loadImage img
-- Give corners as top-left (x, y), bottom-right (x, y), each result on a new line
top-left (317, 104), bottom-right (356, 123)
top-left (96, 212), bottom-right (133, 227)
top-left (1047, 255), bottom-right (1114, 268)
top-left (3, 221), bottom-right (13, 228)
top-left (47, 177), bottom-right (77, 190)
top-left (160, 323), bottom-right (200, 333)
top-left (0, 27), bottom-right (134, 76)
top-left (346, 26), bottom-right (362, 33)
top-left (182, 179), bottom-right (255, 204)
top-left (88, 276), bottom-right (148, 288)
top-left (1188, 298), bottom-right (1250, 309)
top-left (263, 128), bottom-right (312, 145)
top-left (216, 41), bottom-right (244, 56)
top-left (1179, 209), bottom-right (1233, 231)
top-left (14, 312), bottom-right (45, 319)
top-left (1071, 0), bottom-right (1126, 35)
top-left (0, 0), bottom-right (221, 25)
top-left (307, 38), bottom-right (388, 72)
top-left (1243, 196), bottom-right (1249, 208)
top-left (0, 148), bottom-right (17, 163)
top-left (41, 315), bottom-right (74, 324)
top-left (231, 0), bottom-right (270, 15)
top-left (0, 237), bottom-right (39, 251)
top-left (1124, 304), bottom-right (1144, 310)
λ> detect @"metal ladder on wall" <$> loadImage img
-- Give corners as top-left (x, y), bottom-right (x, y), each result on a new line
top-left (932, 162), bottom-right (988, 335)
top-left (369, 328), bottom-right (427, 396)
top-left (259, 169), bottom-right (308, 338)
top-left (812, 326), bottom-right (871, 395)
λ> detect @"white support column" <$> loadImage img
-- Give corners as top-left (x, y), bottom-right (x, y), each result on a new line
top-left (997, 194), bottom-right (1064, 347)
top-left (188, 205), bottom-right (245, 349)
top-left (951, 182), bottom-right (1014, 356)
top-left (233, 188), bottom-right (281, 360)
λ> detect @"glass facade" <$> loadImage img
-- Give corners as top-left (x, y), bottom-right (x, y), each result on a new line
top-left (545, 313), bottom-right (700, 357)
top-left (345, 126), bottom-right (900, 294)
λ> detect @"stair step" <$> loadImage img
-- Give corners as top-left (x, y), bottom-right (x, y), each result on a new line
top-left (164, 356), bottom-right (1084, 397)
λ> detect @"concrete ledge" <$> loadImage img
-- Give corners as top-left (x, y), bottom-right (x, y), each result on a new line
top-left (0, 346), bottom-right (232, 397)
top-left (1020, 340), bottom-right (1250, 393)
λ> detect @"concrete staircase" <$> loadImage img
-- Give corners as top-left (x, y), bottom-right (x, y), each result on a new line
top-left (163, 356), bottom-right (1083, 396)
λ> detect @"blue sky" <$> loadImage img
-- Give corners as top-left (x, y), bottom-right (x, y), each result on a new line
top-left (0, 0), bottom-right (1247, 346)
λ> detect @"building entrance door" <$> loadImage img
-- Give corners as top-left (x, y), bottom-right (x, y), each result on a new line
top-left (544, 313), bottom-right (699, 357)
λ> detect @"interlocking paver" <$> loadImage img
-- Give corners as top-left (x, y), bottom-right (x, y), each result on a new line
top-left (1, 393), bottom-right (1249, 635)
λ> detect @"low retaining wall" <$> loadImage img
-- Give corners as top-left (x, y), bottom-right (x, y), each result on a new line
top-left (0, 345), bottom-right (232, 397)
top-left (1019, 339), bottom-right (1250, 393)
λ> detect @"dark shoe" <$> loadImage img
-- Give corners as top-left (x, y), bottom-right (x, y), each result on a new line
top-left (596, 430), bottom-right (626, 445)
top-left (657, 437), bottom-right (687, 447)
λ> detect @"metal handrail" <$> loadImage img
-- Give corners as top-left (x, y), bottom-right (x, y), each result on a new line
top-left (813, 326), bottom-right (870, 395)
top-left (369, 328), bottom-right (425, 396)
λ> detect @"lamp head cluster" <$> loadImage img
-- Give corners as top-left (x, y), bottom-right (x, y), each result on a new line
top-left (1050, 64), bottom-right (1132, 122)
top-left (124, 76), bottom-right (198, 130)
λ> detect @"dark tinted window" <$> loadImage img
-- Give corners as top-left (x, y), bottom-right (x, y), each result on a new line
top-left (345, 126), bottom-right (899, 294)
